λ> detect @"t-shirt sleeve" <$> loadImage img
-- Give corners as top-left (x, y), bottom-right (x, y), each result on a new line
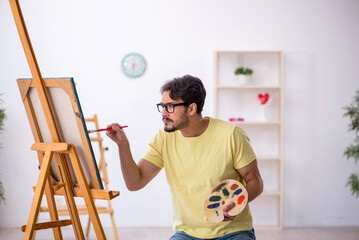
top-left (143, 129), bottom-right (165, 169)
top-left (231, 126), bottom-right (257, 169)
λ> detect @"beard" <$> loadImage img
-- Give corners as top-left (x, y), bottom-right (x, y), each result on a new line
top-left (163, 115), bottom-right (190, 132)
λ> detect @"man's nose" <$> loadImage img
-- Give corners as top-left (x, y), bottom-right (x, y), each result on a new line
top-left (161, 108), bottom-right (170, 117)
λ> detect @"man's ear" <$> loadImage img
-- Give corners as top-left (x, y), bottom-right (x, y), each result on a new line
top-left (188, 103), bottom-right (197, 115)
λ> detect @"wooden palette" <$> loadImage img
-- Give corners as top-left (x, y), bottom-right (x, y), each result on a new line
top-left (204, 179), bottom-right (248, 223)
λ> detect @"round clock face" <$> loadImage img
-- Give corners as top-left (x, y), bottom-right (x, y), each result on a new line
top-left (121, 53), bottom-right (146, 78)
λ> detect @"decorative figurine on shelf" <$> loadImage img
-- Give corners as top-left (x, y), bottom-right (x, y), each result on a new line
top-left (229, 117), bottom-right (245, 122)
top-left (234, 67), bottom-right (253, 85)
top-left (258, 93), bottom-right (271, 121)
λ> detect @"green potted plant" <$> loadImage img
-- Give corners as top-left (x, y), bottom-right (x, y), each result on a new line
top-left (0, 94), bottom-right (5, 204)
top-left (343, 90), bottom-right (359, 198)
top-left (234, 67), bottom-right (253, 85)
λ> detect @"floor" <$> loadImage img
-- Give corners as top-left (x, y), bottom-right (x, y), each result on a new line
top-left (1, 226), bottom-right (359, 240)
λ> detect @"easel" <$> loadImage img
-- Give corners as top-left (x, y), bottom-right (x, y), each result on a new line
top-left (84, 114), bottom-right (119, 240)
top-left (9, 0), bottom-right (119, 239)
top-left (39, 114), bottom-right (119, 240)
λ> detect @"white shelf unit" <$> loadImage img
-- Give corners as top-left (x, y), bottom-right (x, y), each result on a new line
top-left (213, 51), bottom-right (283, 229)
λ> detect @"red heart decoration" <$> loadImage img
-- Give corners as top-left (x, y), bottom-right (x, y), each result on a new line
top-left (258, 93), bottom-right (269, 105)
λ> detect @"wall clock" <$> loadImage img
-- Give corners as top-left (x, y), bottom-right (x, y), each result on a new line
top-left (121, 53), bottom-right (146, 78)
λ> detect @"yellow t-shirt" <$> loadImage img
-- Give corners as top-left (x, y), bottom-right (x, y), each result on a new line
top-left (143, 117), bottom-right (256, 238)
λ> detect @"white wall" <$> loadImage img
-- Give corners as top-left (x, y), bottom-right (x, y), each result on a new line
top-left (1, 0), bottom-right (359, 228)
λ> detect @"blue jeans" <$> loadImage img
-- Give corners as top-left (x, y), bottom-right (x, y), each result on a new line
top-left (169, 229), bottom-right (256, 240)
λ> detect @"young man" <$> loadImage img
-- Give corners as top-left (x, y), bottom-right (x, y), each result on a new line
top-left (106, 75), bottom-right (263, 240)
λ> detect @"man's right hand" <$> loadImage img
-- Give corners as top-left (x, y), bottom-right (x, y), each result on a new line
top-left (106, 123), bottom-right (128, 145)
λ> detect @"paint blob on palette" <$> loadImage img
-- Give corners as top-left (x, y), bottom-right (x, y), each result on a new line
top-left (204, 179), bottom-right (248, 223)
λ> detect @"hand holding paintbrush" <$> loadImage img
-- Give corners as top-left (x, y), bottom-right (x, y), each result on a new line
top-left (104, 123), bottom-right (129, 145)
top-left (88, 125), bottom-right (128, 134)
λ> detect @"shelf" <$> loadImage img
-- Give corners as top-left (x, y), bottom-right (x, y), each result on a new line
top-left (215, 50), bottom-right (282, 54)
top-left (261, 190), bottom-right (281, 196)
top-left (257, 156), bottom-right (281, 161)
top-left (217, 85), bottom-right (281, 90)
top-left (214, 50), bottom-right (283, 229)
top-left (233, 121), bottom-right (281, 126)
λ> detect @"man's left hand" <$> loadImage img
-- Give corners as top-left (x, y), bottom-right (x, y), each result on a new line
top-left (222, 202), bottom-right (236, 221)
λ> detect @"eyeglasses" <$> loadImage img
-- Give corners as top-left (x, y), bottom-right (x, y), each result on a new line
top-left (156, 102), bottom-right (190, 113)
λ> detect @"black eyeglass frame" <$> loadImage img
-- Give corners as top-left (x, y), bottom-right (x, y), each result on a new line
top-left (156, 102), bottom-right (190, 113)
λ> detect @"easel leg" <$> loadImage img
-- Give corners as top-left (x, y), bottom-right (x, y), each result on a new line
top-left (105, 183), bottom-right (119, 240)
top-left (85, 216), bottom-right (91, 237)
top-left (23, 149), bottom-right (54, 240)
top-left (37, 150), bottom-right (63, 240)
top-left (56, 155), bottom-right (85, 240)
top-left (35, 150), bottom-right (63, 239)
top-left (69, 145), bottom-right (106, 240)
top-left (44, 176), bottom-right (63, 239)
top-left (109, 200), bottom-right (119, 240)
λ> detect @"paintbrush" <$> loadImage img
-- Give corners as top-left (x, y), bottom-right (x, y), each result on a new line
top-left (87, 125), bottom-right (128, 133)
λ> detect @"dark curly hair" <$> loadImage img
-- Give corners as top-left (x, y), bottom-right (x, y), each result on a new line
top-left (161, 75), bottom-right (206, 114)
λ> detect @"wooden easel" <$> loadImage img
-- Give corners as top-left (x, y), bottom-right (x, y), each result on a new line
top-left (40, 114), bottom-right (119, 240)
top-left (9, 0), bottom-right (119, 239)
top-left (84, 114), bottom-right (119, 240)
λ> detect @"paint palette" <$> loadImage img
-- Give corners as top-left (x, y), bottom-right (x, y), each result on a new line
top-left (204, 179), bottom-right (248, 223)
